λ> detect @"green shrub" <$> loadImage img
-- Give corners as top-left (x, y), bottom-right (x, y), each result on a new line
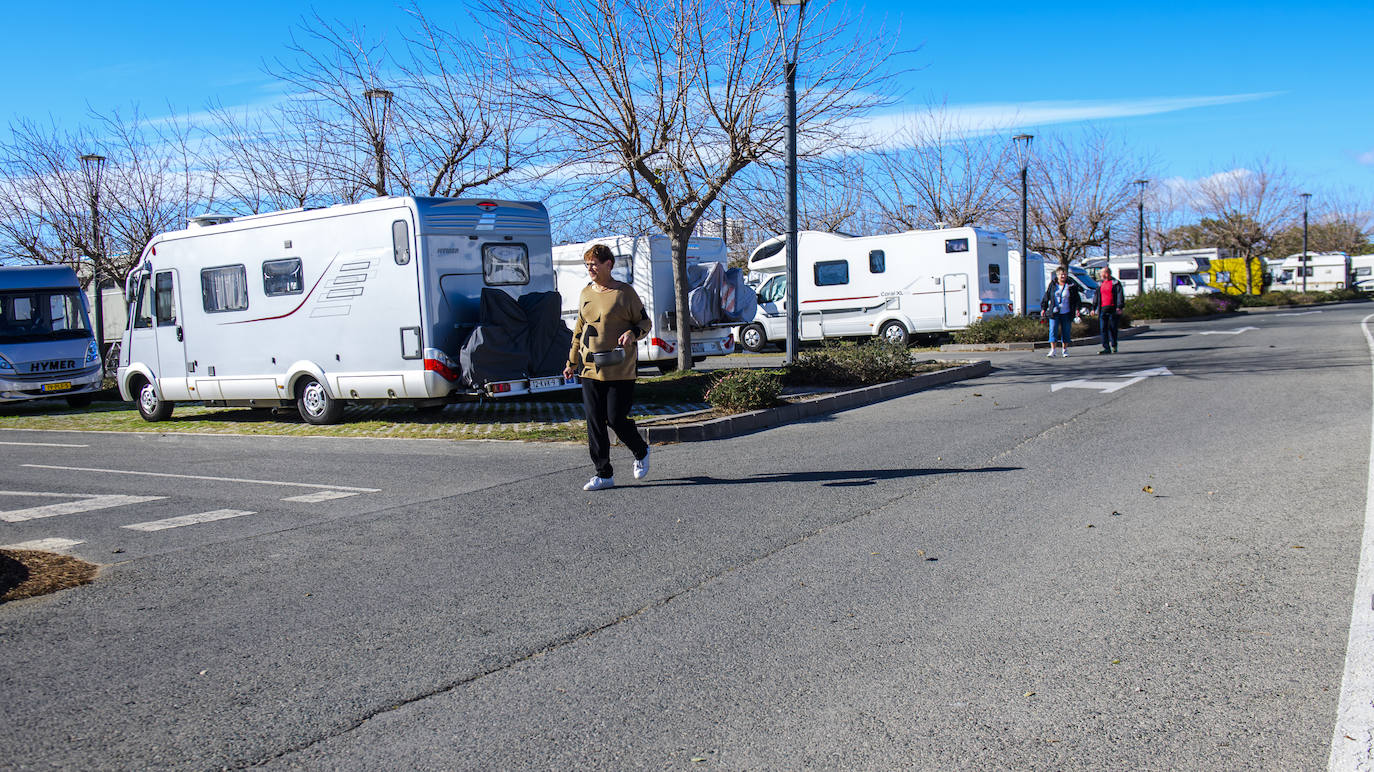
top-left (950, 315), bottom-right (1047, 344)
top-left (1187, 295), bottom-right (1240, 315)
top-left (1124, 290), bottom-right (1198, 319)
top-left (786, 339), bottom-right (919, 385)
top-left (703, 369), bottom-right (782, 413)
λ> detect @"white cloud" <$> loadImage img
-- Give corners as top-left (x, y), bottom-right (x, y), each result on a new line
top-left (1358, 150), bottom-right (1374, 165)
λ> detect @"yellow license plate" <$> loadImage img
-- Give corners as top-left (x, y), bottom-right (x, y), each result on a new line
top-left (41, 382), bottom-right (72, 393)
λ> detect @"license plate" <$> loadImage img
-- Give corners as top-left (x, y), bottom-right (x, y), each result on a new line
top-left (690, 343), bottom-right (707, 354)
top-left (530, 376), bottom-right (569, 390)
top-left (41, 382), bottom-right (72, 393)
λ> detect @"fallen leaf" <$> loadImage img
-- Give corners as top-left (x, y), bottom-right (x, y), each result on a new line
top-left (1292, 545), bottom-right (1305, 549)
top-left (1111, 660), bottom-right (1121, 665)
top-left (1143, 485), bottom-right (1154, 494)
top-left (1087, 524), bottom-right (1095, 528)
top-left (973, 393), bottom-right (982, 397)
top-left (692, 758), bottom-right (707, 764)
top-left (198, 670), bottom-right (208, 675)
top-left (870, 552), bottom-right (879, 555)
top-left (917, 549), bottom-right (926, 557)
top-left (1024, 692), bottom-right (1036, 697)
top-left (1111, 511), bottom-right (1122, 517)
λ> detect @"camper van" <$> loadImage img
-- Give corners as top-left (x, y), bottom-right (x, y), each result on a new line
top-left (1107, 250), bottom-right (1219, 297)
top-left (737, 227), bottom-right (1012, 351)
top-left (552, 235), bottom-right (745, 373)
top-left (117, 197), bottom-right (576, 425)
top-left (1351, 254), bottom-right (1374, 291)
top-left (1008, 250), bottom-right (1047, 316)
top-left (0, 265), bottom-right (103, 407)
top-left (1270, 252), bottom-right (1351, 292)
top-left (1043, 260), bottom-right (1099, 310)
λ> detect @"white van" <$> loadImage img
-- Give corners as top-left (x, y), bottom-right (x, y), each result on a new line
top-left (117, 197), bottom-right (576, 424)
top-left (0, 265), bottom-right (103, 407)
top-left (737, 227), bottom-right (1012, 351)
top-left (552, 235), bottom-right (740, 373)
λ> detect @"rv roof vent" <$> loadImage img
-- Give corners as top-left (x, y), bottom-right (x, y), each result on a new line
top-left (188, 214), bottom-right (236, 229)
top-left (935, 221), bottom-right (947, 229)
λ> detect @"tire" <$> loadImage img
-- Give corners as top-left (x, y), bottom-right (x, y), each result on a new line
top-left (296, 377), bottom-right (343, 425)
top-left (739, 324), bottom-right (767, 353)
top-left (655, 361), bottom-right (679, 375)
top-left (879, 320), bottom-right (909, 346)
top-left (134, 379), bottom-right (173, 422)
top-left (66, 394), bottom-right (94, 409)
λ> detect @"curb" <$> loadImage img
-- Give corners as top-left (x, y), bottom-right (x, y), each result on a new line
top-left (938, 325), bottom-right (1151, 352)
top-left (1136, 297), bottom-right (1371, 324)
top-left (642, 360), bottom-right (992, 443)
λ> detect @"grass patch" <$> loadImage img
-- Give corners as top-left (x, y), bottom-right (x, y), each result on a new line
top-left (1, 549), bottom-right (98, 603)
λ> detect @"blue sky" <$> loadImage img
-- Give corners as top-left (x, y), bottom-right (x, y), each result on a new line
top-left (6, 1), bottom-right (1371, 209)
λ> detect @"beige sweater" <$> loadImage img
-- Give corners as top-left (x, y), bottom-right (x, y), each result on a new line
top-left (567, 281), bottom-right (649, 381)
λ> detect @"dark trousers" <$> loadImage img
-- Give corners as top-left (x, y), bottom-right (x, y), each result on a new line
top-left (1100, 310), bottom-right (1120, 351)
top-left (582, 378), bottom-right (648, 479)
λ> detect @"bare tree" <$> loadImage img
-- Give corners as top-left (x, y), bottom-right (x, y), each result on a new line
top-left (477, 0), bottom-right (894, 370)
top-left (1025, 128), bottom-right (1146, 268)
top-left (1193, 160), bottom-right (1296, 294)
top-left (202, 98), bottom-right (343, 214)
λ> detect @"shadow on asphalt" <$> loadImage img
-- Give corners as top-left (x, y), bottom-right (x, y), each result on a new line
top-left (646, 466), bottom-right (1020, 488)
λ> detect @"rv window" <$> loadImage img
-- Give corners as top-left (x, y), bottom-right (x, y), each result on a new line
top-left (1118, 268), bottom-right (1138, 280)
top-left (201, 265), bottom-right (249, 313)
top-left (482, 243), bottom-right (530, 286)
top-left (814, 260), bottom-right (849, 287)
top-left (392, 220), bottom-right (411, 265)
top-left (1174, 275), bottom-right (1192, 287)
top-left (154, 271), bottom-right (177, 325)
top-left (263, 258), bottom-right (304, 296)
top-left (1216, 271), bottom-right (1231, 283)
top-left (612, 254), bottom-right (633, 284)
top-left (988, 264), bottom-right (1001, 284)
top-left (945, 238), bottom-right (969, 253)
top-left (1145, 265), bottom-right (1154, 279)
top-left (758, 275), bottom-right (785, 303)
top-left (869, 250), bottom-right (885, 274)
top-left (751, 239), bottom-right (785, 265)
top-left (132, 275), bottom-right (154, 329)
top-left (1356, 267), bottom-right (1372, 277)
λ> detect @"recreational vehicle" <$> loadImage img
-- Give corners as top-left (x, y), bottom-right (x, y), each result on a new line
top-left (1007, 250), bottom-right (1047, 316)
top-left (1107, 250), bottom-right (1219, 297)
top-left (117, 197), bottom-right (576, 425)
top-left (552, 235), bottom-right (750, 373)
top-left (737, 227), bottom-right (1012, 351)
top-left (1270, 252), bottom-right (1350, 292)
top-left (1043, 260), bottom-right (1099, 309)
top-left (1351, 254), bottom-right (1374, 291)
top-left (0, 265), bottom-right (103, 407)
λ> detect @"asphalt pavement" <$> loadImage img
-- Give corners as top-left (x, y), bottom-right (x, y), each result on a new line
top-left (1, 304), bottom-right (1370, 770)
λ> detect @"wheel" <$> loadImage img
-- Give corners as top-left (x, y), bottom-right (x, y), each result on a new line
top-left (878, 320), bottom-right (909, 345)
top-left (739, 323), bottom-right (767, 352)
top-left (65, 394), bottom-right (94, 409)
top-left (296, 377), bottom-right (343, 425)
top-left (655, 360), bottom-right (679, 375)
top-left (134, 379), bottom-right (173, 421)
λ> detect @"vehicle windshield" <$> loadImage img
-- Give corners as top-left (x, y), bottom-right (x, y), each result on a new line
top-left (1073, 271), bottom-right (1099, 290)
top-left (0, 289), bottom-right (92, 344)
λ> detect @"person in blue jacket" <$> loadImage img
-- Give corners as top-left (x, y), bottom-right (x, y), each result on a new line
top-left (1040, 267), bottom-right (1081, 358)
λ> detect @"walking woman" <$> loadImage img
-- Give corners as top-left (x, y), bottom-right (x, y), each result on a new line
top-left (1040, 267), bottom-right (1081, 358)
top-left (563, 244), bottom-right (652, 491)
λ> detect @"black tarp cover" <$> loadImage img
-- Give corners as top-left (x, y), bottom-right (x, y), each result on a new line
top-left (458, 289), bottom-right (572, 388)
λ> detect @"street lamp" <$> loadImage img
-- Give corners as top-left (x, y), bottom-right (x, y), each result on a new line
top-left (772, 0), bottom-right (806, 365)
top-left (1134, 179), bottom-right (1149, 296)
top-left (1301, 192), bottom-right (1312, 293)
top-left (363, 87), bottom-right (394, 197)
top-left (79, 153), bottom-right (108, 353)
top-left (1012, 133), bottom-right (1033, 315)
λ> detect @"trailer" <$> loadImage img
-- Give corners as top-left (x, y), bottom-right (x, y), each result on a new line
top-left (117, 197), bottom-right (576, 424)
top-left (1270, 252), bottom-right (1351, 292)
top-left (552, 235), bottom-right (748, 373)
top-left (735, 227), bottom-right (1011, 351)
top-left (1105, 249), bottom-right (1220, 297)
top-left (0, 265), bottom-right (103, 407)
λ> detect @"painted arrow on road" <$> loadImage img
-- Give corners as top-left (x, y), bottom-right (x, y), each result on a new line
top-left (1051, 366), bottom-right (1173, 394)
top-left (1198, 326), bottom-right (1258, 335)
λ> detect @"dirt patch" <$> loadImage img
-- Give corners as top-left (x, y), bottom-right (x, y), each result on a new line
top-left (1, 549), bottom-right (98, 603)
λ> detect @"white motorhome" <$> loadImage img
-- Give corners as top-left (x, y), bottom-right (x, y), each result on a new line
top-left (1271, 252), bottom-right (1351, 292)
top-left (0, 265), bottom-right (103, 407)
top-left (1007, 250), bottom-right (1046, 316)
top-left (552, 235), bottom-right (740, 373)
top-left (737, 227), bottom-right (1012, 351)
top-left (117, 197), bottom-right (576, 425)
top-left (1107, 250), bottom-right (1219, 297)
top-left (1350, 254), bottom-right (1374, 291)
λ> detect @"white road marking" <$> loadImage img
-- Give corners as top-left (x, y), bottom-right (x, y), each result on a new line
top-left (1, 537), bottom-right (83, 552)
top-left (1197, 326), bottom-right (1258, 335)
top-left (21, 465), bottom-right (380, 493)
top-left (282, 490), bottom-right (359, 503)
top-left (0, 494), bottom-right (165, 523)
top-left (1329, 313), bottom-right (1374, 768)
top-left (1277, 310), bottom-right (1323, 316)
top-left (1050, 366), bottom-right (1173, 394)
top-left (0, 441), bottom-right (88, 448)
top-left (122, 509), bottom-right (255, 532)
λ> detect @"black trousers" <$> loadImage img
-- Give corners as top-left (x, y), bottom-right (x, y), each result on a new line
top-left (1100, 310), bottom-right (1120, 350)
top-left (582, 378), bottom-right (649, 479)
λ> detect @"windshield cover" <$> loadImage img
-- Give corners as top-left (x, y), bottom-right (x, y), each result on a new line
top-left (0, 290), bottom-right (92, 344)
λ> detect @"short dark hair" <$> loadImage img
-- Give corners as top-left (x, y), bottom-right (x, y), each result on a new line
top-left (585, 244), bottom-right (615, 266)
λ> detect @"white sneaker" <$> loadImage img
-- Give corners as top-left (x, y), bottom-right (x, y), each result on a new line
top-left (1061, 350), bottom-right (1069, 358)
top-left (633, 449), bottom-right (650, 480)
top-left (1046, 350), bottom-right (1055, 358)
top-left (583, 475), bottom-right (614, 491)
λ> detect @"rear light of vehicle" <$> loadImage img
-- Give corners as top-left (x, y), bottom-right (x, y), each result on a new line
top-left (423, 357), bottom-right (459, 381)
top-left (650, 337), bottom-right (675, 353)
top-left (979, 303), bottom-right (991, 313)
top-left (489, 382), bottom-right (512, 394)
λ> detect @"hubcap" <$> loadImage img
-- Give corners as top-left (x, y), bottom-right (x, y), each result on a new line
top-left (884, 325), bottom-right (904, 343)
top-left (139, 384), bottom-right (159, 414)
top-left (744, 328), bottom-right (761, 349)
top-left (302, 382), bottom-right (326, 416)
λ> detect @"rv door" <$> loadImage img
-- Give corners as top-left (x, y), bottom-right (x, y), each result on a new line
top-left (943, 273), bottom-right (970, 328)
top-left (152, 270), bottom-right (190, 399)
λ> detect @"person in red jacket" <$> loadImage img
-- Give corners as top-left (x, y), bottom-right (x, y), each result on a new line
top-left (1095, 266), bottom-right (1126, 354)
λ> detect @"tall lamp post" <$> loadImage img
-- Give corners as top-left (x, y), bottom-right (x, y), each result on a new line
top-left (1012, 133), bottom-right (1033, 315)
top-left (1301, 192), bottom-right (1312, 293)
top-left (772, 0), bottom-right (806, 365)
top-left (79, 153), bottom-right (108, 353)
top-left (363, 87), bottom-right (394, 197)
top-left (1134, 179), bottom-right (1149, 296)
